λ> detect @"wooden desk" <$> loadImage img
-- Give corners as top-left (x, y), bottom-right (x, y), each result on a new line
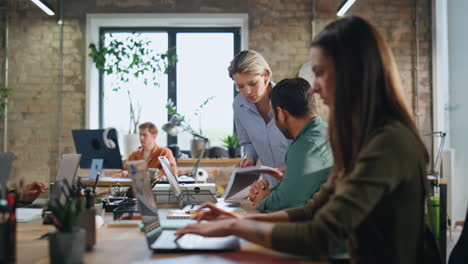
top-left (16, 202), bottom-right (327, 264)
top-left (177, 158), bottom-right (240, 165)
top-left (75, 176), bottom-right (133, 187)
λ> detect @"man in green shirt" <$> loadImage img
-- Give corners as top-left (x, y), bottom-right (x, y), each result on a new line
top-left (250, 77), bottom-right (332, 213)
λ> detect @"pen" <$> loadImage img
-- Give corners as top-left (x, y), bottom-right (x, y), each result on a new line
top-left (93, 171), bottom-right (100, 194)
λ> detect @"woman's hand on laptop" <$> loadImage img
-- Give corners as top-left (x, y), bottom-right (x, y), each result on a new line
top-left (119, 170), bottom-right (129, 177)
top-left (175, 218), bottom-right (237, 240)
top-left (175, 218), bottom-right (274, 249)
top-left (192, 202), bottom-right (239, 221)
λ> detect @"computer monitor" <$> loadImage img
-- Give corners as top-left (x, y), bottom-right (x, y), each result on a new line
top-left (72, 129), bottom-right (123, 170)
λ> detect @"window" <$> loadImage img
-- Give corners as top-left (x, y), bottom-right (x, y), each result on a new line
top-left (99, 27), bottom-right (240, 150)
top-left (175, 31), bottom-right (238, 150)
top-left (86, 14), bottom-right (248, 155)
top-left (101, 32), bottom-right (169, 147)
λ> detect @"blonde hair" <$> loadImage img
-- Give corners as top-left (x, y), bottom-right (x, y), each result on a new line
top-left (228, 50), bottom-right (272, 80)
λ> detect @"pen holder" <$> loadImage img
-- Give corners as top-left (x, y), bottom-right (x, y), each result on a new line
top-left (49, 228), bottom-right (86, 264)
top-left (77, 207), bottom-right (96, 251)
top-left (0, 193), bottom-right (17, 264)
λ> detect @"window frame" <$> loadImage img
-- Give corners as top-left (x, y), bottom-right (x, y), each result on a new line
top-left (98, 27), bottom-right (241, 145)
top-left (86, 13), bottom-right (248, 130)
top-left (85, 14), bottom-right (248, 153)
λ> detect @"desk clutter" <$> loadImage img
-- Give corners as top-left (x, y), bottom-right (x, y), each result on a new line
top-left (1, 147), bottom-right (291, 264)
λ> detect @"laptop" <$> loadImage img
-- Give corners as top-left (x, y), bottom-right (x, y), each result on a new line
top-left (127, 160), bottom-right (240, 252)
top-left (158, 156), bottom-right (188, 208)
top-left (56, 154), bottom-right (82, 184)
top-left (158, 156), bottom-right (217, 209)
top-left (50, 154), bottom-right (81, 204)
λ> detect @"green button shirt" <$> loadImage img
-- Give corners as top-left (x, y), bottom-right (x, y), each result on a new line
top-left (258, 116), bottom-right (332, 213)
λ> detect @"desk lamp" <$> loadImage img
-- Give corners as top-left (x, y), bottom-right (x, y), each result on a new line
top-left (162, 115), bottom-right (208, 179)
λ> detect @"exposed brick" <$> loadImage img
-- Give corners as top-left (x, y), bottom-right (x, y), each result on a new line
top-left (0, 0), bottom-right (433, 183)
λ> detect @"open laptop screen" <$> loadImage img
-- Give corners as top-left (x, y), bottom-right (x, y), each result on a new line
top-left (56, 154), bottom-right (81, 184)
top-left (50, 154), bottom-right (81, 204)
top-left (158, 156), bottom-right (182, 197)
top-left (127, 161), bottom-right (160, 225)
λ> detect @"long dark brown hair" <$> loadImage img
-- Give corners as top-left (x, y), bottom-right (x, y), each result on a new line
top-left (311, 16), bottom-right (429, 179)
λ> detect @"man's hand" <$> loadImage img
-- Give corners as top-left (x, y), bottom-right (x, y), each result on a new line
top-left (250, 181), bottom-right (271, 208)
top-left (192, 202), bottom-right (239, 222)
top-left (263, 168), bottom-right (285, 181)
top-left (120, 170), bottom-right (129, 177)
top-left (248, 180), bottom-right (269, 201)
top-left (21, 182), bottom-right (48, 203)
top-left (236, 155), bottom-right (255, 168)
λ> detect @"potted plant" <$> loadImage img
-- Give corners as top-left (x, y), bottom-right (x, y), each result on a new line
top-left (221, 133), bottom-right (239, 158)
top-left (48, 186), bottom-right (86, 264)
top-left (165, 96), bottom-right (214, 158)
top-left (88, 33), bottom-right (176, 156)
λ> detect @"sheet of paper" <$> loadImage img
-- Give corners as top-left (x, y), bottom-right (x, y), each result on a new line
top-left (16, 208), bottom-right (43, 223)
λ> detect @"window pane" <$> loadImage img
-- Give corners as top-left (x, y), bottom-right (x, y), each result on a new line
top-left (176, 33), bottom-right (234, 150)
top-left (102, 32), bottom-right (169, 149)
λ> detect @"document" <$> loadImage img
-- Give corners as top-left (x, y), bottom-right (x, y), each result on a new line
top-left (224, 166), bottom-right (280, 201)
top-left (16, 208), bottom-right (43, 223)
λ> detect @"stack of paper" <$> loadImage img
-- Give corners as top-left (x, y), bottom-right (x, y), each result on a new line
top-left (16, 208), bottom-right (43, 222)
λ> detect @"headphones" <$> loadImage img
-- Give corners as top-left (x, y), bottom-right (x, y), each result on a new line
top-left (103, 127), bottom-right (117, 149)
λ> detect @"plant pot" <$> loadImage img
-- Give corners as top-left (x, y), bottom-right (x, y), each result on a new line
top-left (49, 228), bottom-right (86, 264)
top-left (124, 134), bottom-right (140, 158)
top-left (228, 147), bottom-right (236, 158)
top-left (77, 208), bottom-right (96, 251)
top-left (190, 138), bottom-right (209, 159)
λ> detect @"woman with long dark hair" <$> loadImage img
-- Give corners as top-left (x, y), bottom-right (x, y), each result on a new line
top-left (175, 16), bottom-right (429, 264)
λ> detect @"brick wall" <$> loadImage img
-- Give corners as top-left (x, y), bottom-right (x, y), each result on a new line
top-left (0, 0), bottom-right (432, 185)
top-left (313, 0), bottom-right (433, 153)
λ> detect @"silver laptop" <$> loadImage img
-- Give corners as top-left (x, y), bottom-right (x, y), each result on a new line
top-left (127, 160), bottom-right (240, 253)
top-left (56, 154), bottom-right (81, 184)
top-left (158, 156), bottom-right (184, 205)
top-left (50, 154), bottom-right (81, 204)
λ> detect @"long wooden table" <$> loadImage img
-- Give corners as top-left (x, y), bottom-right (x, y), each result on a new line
top-left (16, 201), bottom-right (327, 264)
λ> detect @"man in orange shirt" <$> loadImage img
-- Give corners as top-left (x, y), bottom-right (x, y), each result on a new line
top-left (121, 122), bottom-right (178, 178)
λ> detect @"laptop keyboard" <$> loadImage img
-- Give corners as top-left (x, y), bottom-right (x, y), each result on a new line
top-left (151, 230), bottom-right (206, 249)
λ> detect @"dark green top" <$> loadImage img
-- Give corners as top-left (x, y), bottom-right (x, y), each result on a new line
top-left (271, 120), bottom-right (427, 264)
top-left (258, 116), bottom-right (332, 213)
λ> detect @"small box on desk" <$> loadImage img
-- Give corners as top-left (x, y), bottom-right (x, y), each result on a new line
top-left (153, 183), bottom-right (217, 204)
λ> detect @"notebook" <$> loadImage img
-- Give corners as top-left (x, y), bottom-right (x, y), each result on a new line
top-left (166, 209), bottom-right (194, 219)
top-left (127, 160), bottom-right (240, 252)
top-left (224, 165), bottom-right (280, 201)
top-left (16, 208), bottom-right (43, 222)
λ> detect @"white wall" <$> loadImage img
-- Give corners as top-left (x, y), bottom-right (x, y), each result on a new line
top-left (446, 0), bottom-right (468, 221)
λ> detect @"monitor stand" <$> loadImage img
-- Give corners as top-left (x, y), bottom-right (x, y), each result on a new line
top-left (89, 159), bottom-right (103, 180)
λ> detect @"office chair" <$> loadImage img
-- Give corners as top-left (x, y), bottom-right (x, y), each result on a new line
top-left (448, 203), bottom-right (468, 264)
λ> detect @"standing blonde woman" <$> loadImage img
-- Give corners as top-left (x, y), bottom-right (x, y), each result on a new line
top-left (229, 50), bottom-right (291, 188)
